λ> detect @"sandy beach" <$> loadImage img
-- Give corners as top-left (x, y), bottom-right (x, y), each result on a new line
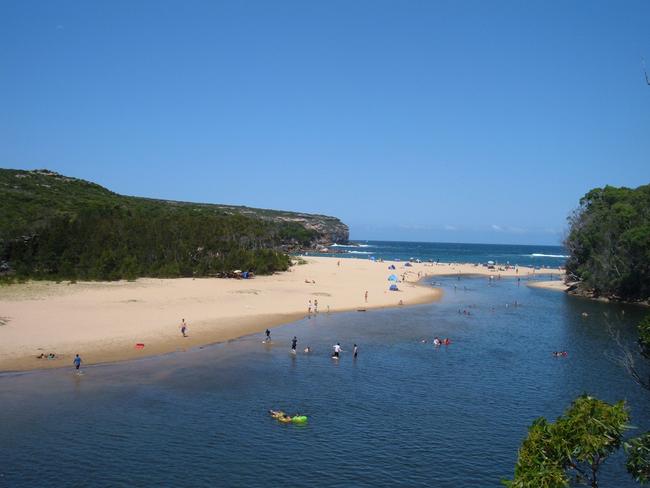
top-left (527, 280), bottom-right (570, 292)
top-left (0, 257), bottom-right (562, 372)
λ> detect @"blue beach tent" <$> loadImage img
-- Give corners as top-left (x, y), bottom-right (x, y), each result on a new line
top-left (389, 284), bottom-right (399, 291)
top-left (388, 274), bottom-right (398, 282)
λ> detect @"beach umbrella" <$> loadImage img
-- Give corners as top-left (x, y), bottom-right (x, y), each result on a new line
top-left (388, 274), bottom-right (398, 281)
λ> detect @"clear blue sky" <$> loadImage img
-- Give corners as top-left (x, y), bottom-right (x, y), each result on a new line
top-left (2, 1), bottom-right (649, 245)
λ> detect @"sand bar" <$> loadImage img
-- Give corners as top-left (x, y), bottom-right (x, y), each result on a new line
top-left (0, 257), bottom-right (562, 372)
top-left (527, 280), bottom-right (569, 292)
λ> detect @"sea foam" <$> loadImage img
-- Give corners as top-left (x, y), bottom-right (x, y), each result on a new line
top-left (529, 253), bottom-right (569, 258)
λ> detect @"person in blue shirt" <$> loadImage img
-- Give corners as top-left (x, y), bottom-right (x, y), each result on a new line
top-left (73, 354), bottom-right (82, 371)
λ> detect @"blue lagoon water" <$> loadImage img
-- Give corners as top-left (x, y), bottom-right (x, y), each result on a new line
top-left (1, 255), bottom-right (648, 487)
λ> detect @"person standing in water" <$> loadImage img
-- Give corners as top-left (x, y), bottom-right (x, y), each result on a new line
top-left (73, 354), bottom-right (82, 372)
top-left (332, 343), bottom-right (342, 358)
top-left (291, 336), bottom-right (298, 353)
top-left (353, 344), bottom-right (358, 358)
top-left (265, 329), bottom-right (271, 342)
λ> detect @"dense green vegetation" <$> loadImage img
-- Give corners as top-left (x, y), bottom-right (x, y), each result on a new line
top-left (625, 432), bottom-right (650, 484)
top-left (504, 395), bottom-right (630, 487)
top-left (564, 184), bottom-right (650, 302)
top-left (0, 169), bottom-right (348, 280)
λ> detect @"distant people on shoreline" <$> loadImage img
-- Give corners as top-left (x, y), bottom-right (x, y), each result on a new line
top-left (180, 319), bottom-right (188, 337)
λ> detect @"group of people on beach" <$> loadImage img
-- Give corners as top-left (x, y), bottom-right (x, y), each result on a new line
top-left (307, 299), bottom-right (319, 314)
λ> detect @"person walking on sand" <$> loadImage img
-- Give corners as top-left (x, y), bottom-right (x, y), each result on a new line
top-left (308, 300), bottom-right (312, 315)
top-left (180, 319), bottom-right (188, 337)
top-left (314, 299), bottom-right (318, 313)
top-left (73, 354), bottom-right (82, 372)
top-left (291, 336), bottom-right (298, 353)
top-left (365, 291), bottom-right (368, 302)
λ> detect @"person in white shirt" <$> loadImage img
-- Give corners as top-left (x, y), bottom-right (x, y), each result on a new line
top-left (332, 343), bottom-right (342, 358)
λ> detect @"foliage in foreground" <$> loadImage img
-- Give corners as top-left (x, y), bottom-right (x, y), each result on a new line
top-left (503, 395), bottom-right (630, 487)
top-left (564, 184), bottom-right (650, 302)
top-left (625, 432), bottom-right (650, 484)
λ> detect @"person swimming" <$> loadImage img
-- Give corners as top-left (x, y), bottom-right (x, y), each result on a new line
top-left (433, 337), bottom-right (441, 346)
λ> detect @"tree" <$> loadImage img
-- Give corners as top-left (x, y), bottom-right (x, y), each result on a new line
top-left (564, 184), bottom-right (650, 302)
top-left (625, 432), bottom-right (650, 484)
top-left (504, 395), bottom-right (630, 488)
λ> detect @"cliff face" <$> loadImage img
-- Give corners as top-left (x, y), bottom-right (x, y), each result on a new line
top-left (274, 215), bottom-right (349, 246)
top-left (191, 204), bottom-right (349, 246)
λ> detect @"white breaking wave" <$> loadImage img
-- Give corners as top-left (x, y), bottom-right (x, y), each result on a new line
top-left (529, 253), bottom-right (569, 258)
top-left (330, 243), bottom-right (373, 248)
top-left (347, 250), bottom-right (373, 255)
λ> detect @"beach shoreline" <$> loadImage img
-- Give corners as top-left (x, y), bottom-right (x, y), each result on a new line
top-left (527, 280), bottom-right (569, 292)
top-left (0, 257), bottom-right (562, 373)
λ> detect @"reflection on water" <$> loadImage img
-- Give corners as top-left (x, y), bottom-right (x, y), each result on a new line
top-left (1, 276), bottom-right (648, 487)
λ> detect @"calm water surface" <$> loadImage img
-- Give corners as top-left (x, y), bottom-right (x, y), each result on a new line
top-left (1, 276), bottom-right (648, 487)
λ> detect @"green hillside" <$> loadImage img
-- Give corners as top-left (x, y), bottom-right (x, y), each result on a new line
top-left (564, 183), bottom-right (650, 302)
top-left (0, 168), bottom-right (348, 280)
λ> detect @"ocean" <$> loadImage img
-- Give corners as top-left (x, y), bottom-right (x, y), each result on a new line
top-left (309, 240), bottom-right (568, 269)
top-left (1, 242), bottom-right (648, 488)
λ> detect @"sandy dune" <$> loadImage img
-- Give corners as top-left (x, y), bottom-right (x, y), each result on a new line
top-left (0, 257), bottom-right (562, 372)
